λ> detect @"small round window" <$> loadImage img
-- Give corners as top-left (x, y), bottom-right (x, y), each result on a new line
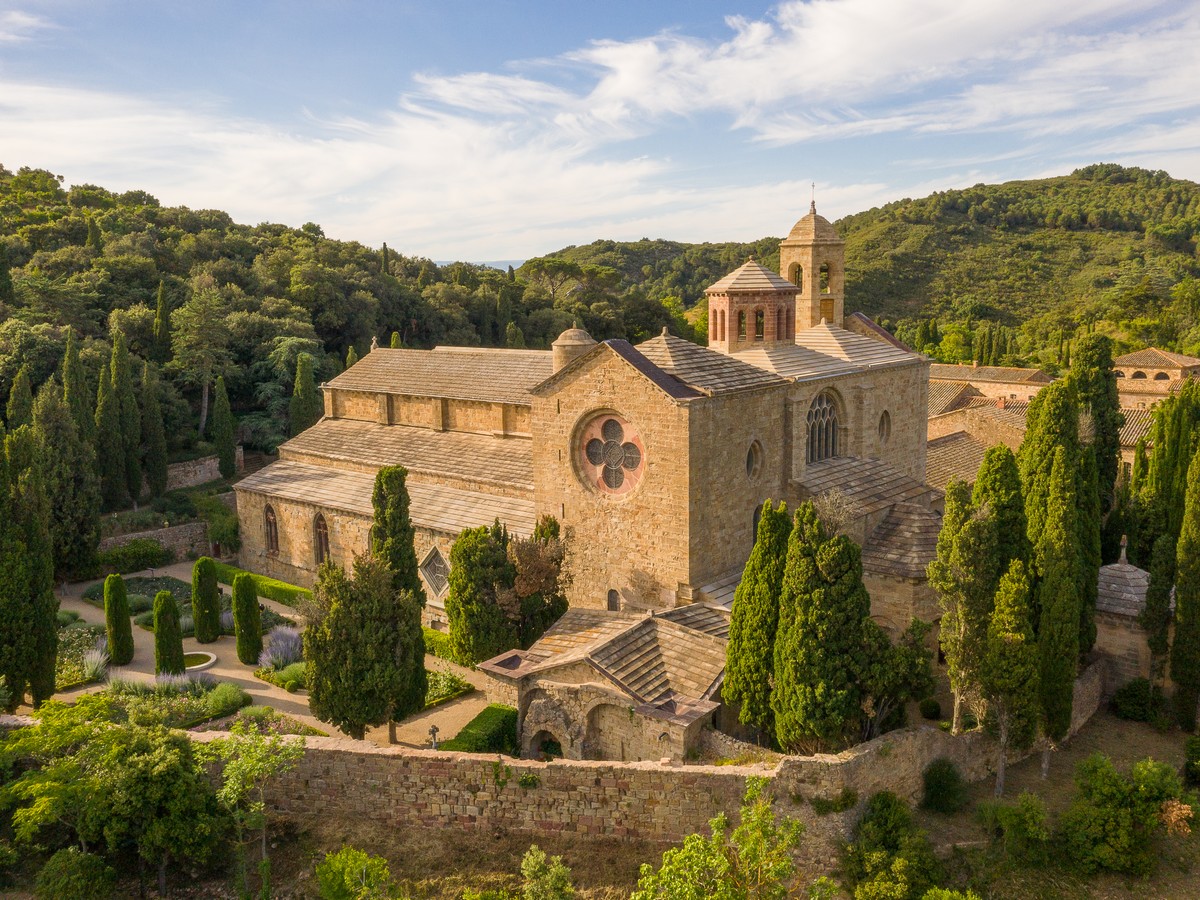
top-left (878, 410), bottom-right (892, 445)
top-left (746, 440), bottom-right (763, 479)
top-left (578, 414), bottom-right (645, 496)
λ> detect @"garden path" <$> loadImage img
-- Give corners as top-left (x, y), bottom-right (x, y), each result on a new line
top-left (52, 562), bottom-right (491, 748)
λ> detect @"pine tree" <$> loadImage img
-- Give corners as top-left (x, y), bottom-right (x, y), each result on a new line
top-left (111, 331), bottom-right (142, 505)
top-left (345, 345), bottom-right (359, 368)
top-left (289, 353), bottom-right (322, 437)
top-left (60, 327), bottom-right (93, 444)
top-left (1072, 335), bottom-right (1125, 511)
top-left (981, 559), bottom-right (1040, 797)
top-left (94, 349), bottom-right (126, 510)
top-left (772, 505), bottom-right (869, 753)
top-left (1077, 446), bottom-right (1102, 654)
top-left (305, 555), bottom-right (427, 740)
top-left (104, 573), bottom-right (135, 666)
top-left (153, 590), bottom-right (185, 675)
top-left (1141, 534), bottom-right (1174, 687)
top-left (6, 365), bottom-right (32, 429)
top-left (232, 573), bottom-right (262, 665)
top-left (972, 444), bottom-right (1029, 581)
top-left (724, 500), bottom-right (790, 733)
top-left (169, 277), bottom-right (232, 437)
top-left (152, 280), bottom-right (171, 362)
top-left (0, 242), bottom-right (14, 308)
top-left (370, 465), bottom-right (425, 605)
top-left (1018, 379), bottom-right (1081, 569)
top-left (32, 380), bottom-right (100, 580)
top-left (191, 557), bottom-right (221, 644)
top-left (1172, 446), bottom-right (1200, 729)
top-left (141, 362), bottom-right (168, 498)
top-left (1037, 448), bottom-right (1081, 759)
top-left (210, 375), bottom-right (236, 479)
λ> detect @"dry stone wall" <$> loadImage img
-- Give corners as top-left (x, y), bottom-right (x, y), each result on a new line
top-left (99, 521), bottom-right (210, 560)
top-left (163, 447), bottom-right (244, 491)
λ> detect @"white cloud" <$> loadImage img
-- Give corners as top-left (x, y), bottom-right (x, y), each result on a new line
top-left (0, 9), bottom-right (52, 42)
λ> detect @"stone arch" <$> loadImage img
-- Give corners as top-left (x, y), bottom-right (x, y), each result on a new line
top-left (264, 504), bottom-right (278, 554)
top-left (806, 389), bottom-right (842, 464)
top-left (819, 263), bottom-right (830, 293)
top-left (1131, 371), bottom-right (1148, 379)
top-left (528, 729), bottom-right (565, 759)
top-left (520, 690), bottom-right (580, 758)
top-left (788, 262), bottom-right (803, 288)
top-left (737, 310), bottom-right (747, 340)
top-left (1154, 372), bottom-right (1170, 380)
top-left (313, 513), bottom-right (330, 565)
top-left (754, 308), bottom-right (765, 340)
top-left (1114, 370), bottom-right (1126, 378)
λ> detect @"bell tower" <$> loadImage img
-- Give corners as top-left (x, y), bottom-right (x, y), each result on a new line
top-left (779, 201), bottom-right (846, 330)
top-left (704, 259), bottom-right (799, 355)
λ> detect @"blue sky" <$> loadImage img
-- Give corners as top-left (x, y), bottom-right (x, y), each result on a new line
top-left (1, 1), bottom-right (1198, 261)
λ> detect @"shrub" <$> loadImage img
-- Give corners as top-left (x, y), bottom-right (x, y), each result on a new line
top-left (278, 662), bottom-right (307, 692)
top-left (133, 609), bottom-right (155, 629)
top-left (56, 627), bottom-right (101, 689)
top-left (212, 561), bottom-right (312, 606)
top-left (1111, 678), bottom-right (1160, 722)
top-left (844, 792), bottom-right (940, 899)
top-left (207, 681), bottom-right (252, 718)
top-left (423, 626), bottom-right (455, 662)
top-left (811, 788), bottom-right (859, 815)
top-left (259, 627), bottom-right (303, 670)
top-left (127, 593), bottom-right (153, 614)
top-left (425, 667), bottom-right (473, 706)
top-left (233, 572), bottom-right (263, 665)
top-left (35, 848), bottom-right (116, 900)
top-left (220, 609), bottom-right (235, 633)
top-left (102, 574), bottom-right (135, 666)
top-left (96, 537), bottom-right (173, 575)
top-left (82, 647), bottom-right (109, 683)
top-left (977, 792), bottom-right (1050, 866)
top-left (440, 704), bottom-right (518, 753)
top-left (921, 758), bottom-right (968, 814)
top-left (192, 557), bottom-right (222, 643)
top-left (315, 846), bottom-right (395, 900)
top-left (918, 697), bottom-right (941, 720)
top-left (153, 590), bottom-right (185, 675)
top-left (56, 609), bottom-right (81, 627)
top-left (179, 614), bottom-right (195, 637)
top-left (194, 493), bottom-right (240, 553)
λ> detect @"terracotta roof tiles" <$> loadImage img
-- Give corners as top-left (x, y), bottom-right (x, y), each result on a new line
top-left (636, 332), bottom-right (788, 395)
top-left (929, 363), bottom-right (1052, 384)
top-left (705, 259), bottom-right (798, 294)
top-left (1114, 347), bottom-right (1200, 369)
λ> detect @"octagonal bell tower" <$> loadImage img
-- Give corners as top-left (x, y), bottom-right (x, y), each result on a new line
top-left (780, 201), bottom-right (846, 330)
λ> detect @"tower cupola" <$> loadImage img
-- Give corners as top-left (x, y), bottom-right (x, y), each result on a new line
top-left (779, 201), bottom-right (846, 330)
top-left (703, 258), bottom-right (799, 354)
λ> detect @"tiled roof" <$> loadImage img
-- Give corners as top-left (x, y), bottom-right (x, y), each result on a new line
top-left (636, 332), bottom-right (788, 395)
top-left (705, 259), bottom-right (798, 294)
top-left (532, 340), bottom-right (704, 402)
top-left (730, 343), bottom-right (858, 380)
top-left (793, 322), bottom-right (922, 368)
top-left (928, 363), bottom-right (1052, 384)
top-left (1114, 347), bottom-right (1200, 369)
top-left (1119, 408), bottom-right (1155, 448)
top-left (961, 397), bottom-right (1031, 430)
top-left (657, 603), bottom-right (731, 640)
top-left (280, 417), bottom-right (533, 490)
top-left (928, 381), bottom-right (981, 417)
top-left (862, 502), bottom-right (941, 581)
top-left (1097, 560), bottom-right (1151, 617)
top-left (925, 431), bottom-right (989, 491)
top-left (784, 203), bottom-right (842, 243)
top-left (234, 460), bottom-right (537, 535)
top-left (844, 312), bottom-right (914, 351)
top-left (696, 569), bottom-right (743, 610)
top-left (326, 347), bottom-right (552, 406)
top-left (802, 456), bottom-right (939, 516)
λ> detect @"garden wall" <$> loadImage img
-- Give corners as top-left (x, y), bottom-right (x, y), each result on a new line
top-left (164, 447), bottom-right (244, 492)
top-left (98, 521), bottom-right (210, 560)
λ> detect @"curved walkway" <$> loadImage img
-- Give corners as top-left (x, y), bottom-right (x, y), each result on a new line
top-left (52, 561), bottom-right (489, 748)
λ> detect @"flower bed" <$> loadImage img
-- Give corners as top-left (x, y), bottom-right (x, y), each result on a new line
top-left (193, 704), bottom-right (325, 737)
top-left (106, 673), bottom-right (251, 728)
top-left (55, 625), bottom-right (107, 691)
top-left (424, 667), bottom-right (474, 709)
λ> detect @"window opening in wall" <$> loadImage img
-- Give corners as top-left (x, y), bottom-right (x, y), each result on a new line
top-left (806, 391), bottom-right (840, 463)
top-left (746, 440), bottom-right (763, 479)
top-left (737, 311), bottom-right (747, 340)
top-left (264, 505), bottom-right (278, 554)
top-left (819, 263), bottom-right (830, 293)
top-left (1155, 372), bottom-right (1170, 380)
top-left (1132, 371), bottom-right (1147, 379)
top-left (607, 589), bottom-right (620, 611)
top-left (789, 263), bottom-right (803, 288)
top-left (421, 547), bottom-right (451, 597)
top-left (313, 514), bottom-right (330, 565)
top-left (754, 309), bottom-right (765, 341)
top-left (878, 410), bottom-right (892, 445)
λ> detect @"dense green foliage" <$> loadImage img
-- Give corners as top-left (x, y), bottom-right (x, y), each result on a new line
top-left (422, 626), bottom-right (455, 662)
top-left (842, 792), bottom-right (940, 900)
top-left (921, 759), bottom-right (968, 814)
top-left (191, 556), bottom-right (221, 644)
top-left (96, 536), bottom-right (171, 574)
top-left (35, 847), bottom-right (116, 900)
top-left (1140, 533), bottom-right (1175, 685)
top-left (440, 703), bottom-right (518, 754)
top-left (446, 522), bottom-right (518, 664)
top-left (232, 573), bottom-right (262, 665)
top-left (289, 352), bottom-right (322, 437)
top-left (210, 374), bottom-right (235, 479)
top-left (140, 361), bottom-right (168, 498)
top-left (970, 445), bottom-right (1028, 578)
top-left (110, 330), bottom-right (142, 503)
top-left (315, 845), bottom-right (396, 900)
top-left (1131, 380), bottom-right (1200, 563)
top-left (371, 465), bottom-right (424, 604)
top-left (1037, 449), bottom-right (1081, 744)
top-left (103, 573), bottom-right (134, 666)
top-left (211, 561), bottom-right (312, 605)
top-left (5, 364), bottom-right (31, 428)
top-left (1019, 380), bottom-right (1081, 563)
top-left (152, 590), bottom-right (184, 675)
top-left (1171, 446), bottom-right (1200, 728)
top-left (93, 346), bottom-right (124, 509)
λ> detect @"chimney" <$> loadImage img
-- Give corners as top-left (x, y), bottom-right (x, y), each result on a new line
top-left (996, 397), bottom-right (1006, 410)
top-left (972, 360), bottom-right (978, 368)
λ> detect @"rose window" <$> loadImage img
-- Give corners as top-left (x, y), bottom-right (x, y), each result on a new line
top-left (578, 414), bottom-right (645, 495)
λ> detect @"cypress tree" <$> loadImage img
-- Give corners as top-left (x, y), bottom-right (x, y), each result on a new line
top-left (60, 327), bottom-right (94, 444)
top-left (153, 280), bottom-right (171, 362)
top-left (104, 573), bottom-right (135, 666)
top-left (390, 331), bottom-right (401, 349)
top-left (446, 522), bottom-right (517, 664)
top-left (1077, 446), bottom-right (1102, 654)
top-left (1018, 379), bottom-right (1081, 570)
top-left (981, 559), bottom-right (1040, 797)
top-left (0, 242), bottom-right (13, 308)
top-left (94, 349), bottom-right (126, 510)
top-left (1141, 534), bottom-right (1174, 687)
top-left (289, 353), bottom-right (322, 436)
top-left (32, 380), bottom-right (100, 580)
top-left (1131, 438), bottom-right (1148, 495)
top-left (153, 590), bottom-right (185, 676)
top-left (211, 375), bottom-right (236, 479)
top-left (111, 331), bottom-right (142, 505)
top-left (191, 557), bottom-right (221, 644)
top-left (6, 365), bottom-right (32, 429)
top-left (232, 573), bottom-right (262, 665)
top-left (380, 242), bottom-right (390, 275)
top-left (1037, 448), bottom-right (1081, 760)
top-left (1072, 335), bottom-right (1124, 511)
top-left (86, 217), bottom-right (103, 254)
top-left (724, 500), bottom-right (790, 733)
top-left (1172, 446), bottom-right (1200, 729)
top-left (141, 362), bottom-right (168, 499)
top-left (345, 345), bottom-right (359, 368)
top-left (0, 424), bottom-right (33, 709)
top-left (972, 444), bottom-right (1029, 580)
top-left (370, 465), bottom-right (425, 604)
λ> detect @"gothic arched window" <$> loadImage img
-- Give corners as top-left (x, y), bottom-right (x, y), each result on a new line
top-left (264, 505), bottom-right (278, 554)
top-left (754, 309), bottom-right (765, 341)
top-left (806, 391), bottom-right (840, 463)
top-left (314, 514), bottom-right (330, 565)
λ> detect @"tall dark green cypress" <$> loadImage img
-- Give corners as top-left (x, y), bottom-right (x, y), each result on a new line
top-left (94, 348), bottom-right (126, 510)
top-left (380, 242), bottom-right (390, 275)
top-left (153, 590), bottom-right (185, 676)
top-left (1141, 534), bottom-right (1175, 687)
top-left (1072, 335), bottom-right (1124, 511)
top-left (289, 353), bottom-right (322, 437)
top-left (1077, 446), bottom-right (1102, 654)
top-left (1037, 448), bottom-right (1081, 750)
top-left (111, 331), bottom-right (142, 505)
top-left (104, 573), bottom-right (135, 666)
top-left (972, 445), bottom-right (1029, 582)
top-left (60, 327), bottom-right (94, 444)
top-left (232, 573), bottom-right (262, 665)
top-left (370, 465), bottom-right (425, 605)
top-left (141, 362), bottom-right (168, 499)
top-left (6, 365), bottom-right (32, 429)
top-left (1018, 379), bottom-right (1081, 572)
top-left (1172, 446), bottom-right (1200, 729)
top-left (152, 280), bottom-right (171, 362)
top-left (445, 523), bottom-right (517, 664)
top-left (0, 425), bottom-right (32, 709)
top-left (210, 375), bottom-right (236, 479)
top-left (0, 242), bottom-right (14, 308)
top-left (724, 500), bottom-right (790, 733)
top-left (191, 557), bottom-right (221, 644)
top-left (11, 440), bottom-right (57, 708)
top-left (86, 217), bottom-right (103, 254)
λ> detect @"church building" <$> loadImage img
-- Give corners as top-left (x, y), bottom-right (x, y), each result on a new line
top-left (234, 205), bottom-right (940, 634)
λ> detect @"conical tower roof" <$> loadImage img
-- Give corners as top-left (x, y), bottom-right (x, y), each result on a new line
top-left (705, 258), bottom-right (797, 294)
top-left (784, 201), bottom-right (842, 243)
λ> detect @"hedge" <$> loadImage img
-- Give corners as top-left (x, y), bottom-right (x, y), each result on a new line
top-left (96, 538), bottom-right (173, 575)
top-left (212, 561), bottom-right (311, 607)
top-left (423, 627), bottom-right (456, 662)
top-left (440, 704), bottom-right (518, 754)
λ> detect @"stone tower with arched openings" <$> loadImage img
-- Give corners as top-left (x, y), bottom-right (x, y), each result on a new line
top-left (704, 259), bottom-right (799, 354)
top-left (779, 201), bottom-right (846, 330)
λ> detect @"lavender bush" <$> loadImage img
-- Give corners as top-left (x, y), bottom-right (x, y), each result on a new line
top-left (258, 627), bottom-right (303, 671)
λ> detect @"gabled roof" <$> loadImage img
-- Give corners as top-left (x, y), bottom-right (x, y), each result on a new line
top-left (844, 312), bottom-right (914, 352)
top-left (1119, 407), bottom-right (1155, 448)
top-left (792, 322), bottom-right (922, 368)
top-left (928, 381), bottom-right (982, 417)
top-left (862, 502), bottom-right (942, 581)
top-left (1114, 347), bottom-right (1200, 369)
top-left (928, 363), bottom-right (1052, 385)
top-left (531, 339), bottom-right (704, 402)
top-left (636, 332), bottom-right (788, 395)
top-left (705, 259), bottom-right (798, 294)
top-left (326, 346), bottom-right (552, 406)
top-left (801, 456), bottom-right (939, 517)
top-left (925, 431), bottom-right (989, 491)
top-left (730, 343), bottom-right (858, 381)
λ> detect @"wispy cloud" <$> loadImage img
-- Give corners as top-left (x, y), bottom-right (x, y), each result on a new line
top-left (0, 9), bottom-right (52, 42)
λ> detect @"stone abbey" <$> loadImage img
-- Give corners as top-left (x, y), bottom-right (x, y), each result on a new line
top-left (234, 204), bottom-right (940, 635)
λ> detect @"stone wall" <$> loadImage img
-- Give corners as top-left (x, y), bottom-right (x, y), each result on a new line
top-left (164, 447), bottom-right (244, 492)
top-left (99, 521), bottom-right (210, 560)
top-left (927, 404), bottom-right (1025, 448)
